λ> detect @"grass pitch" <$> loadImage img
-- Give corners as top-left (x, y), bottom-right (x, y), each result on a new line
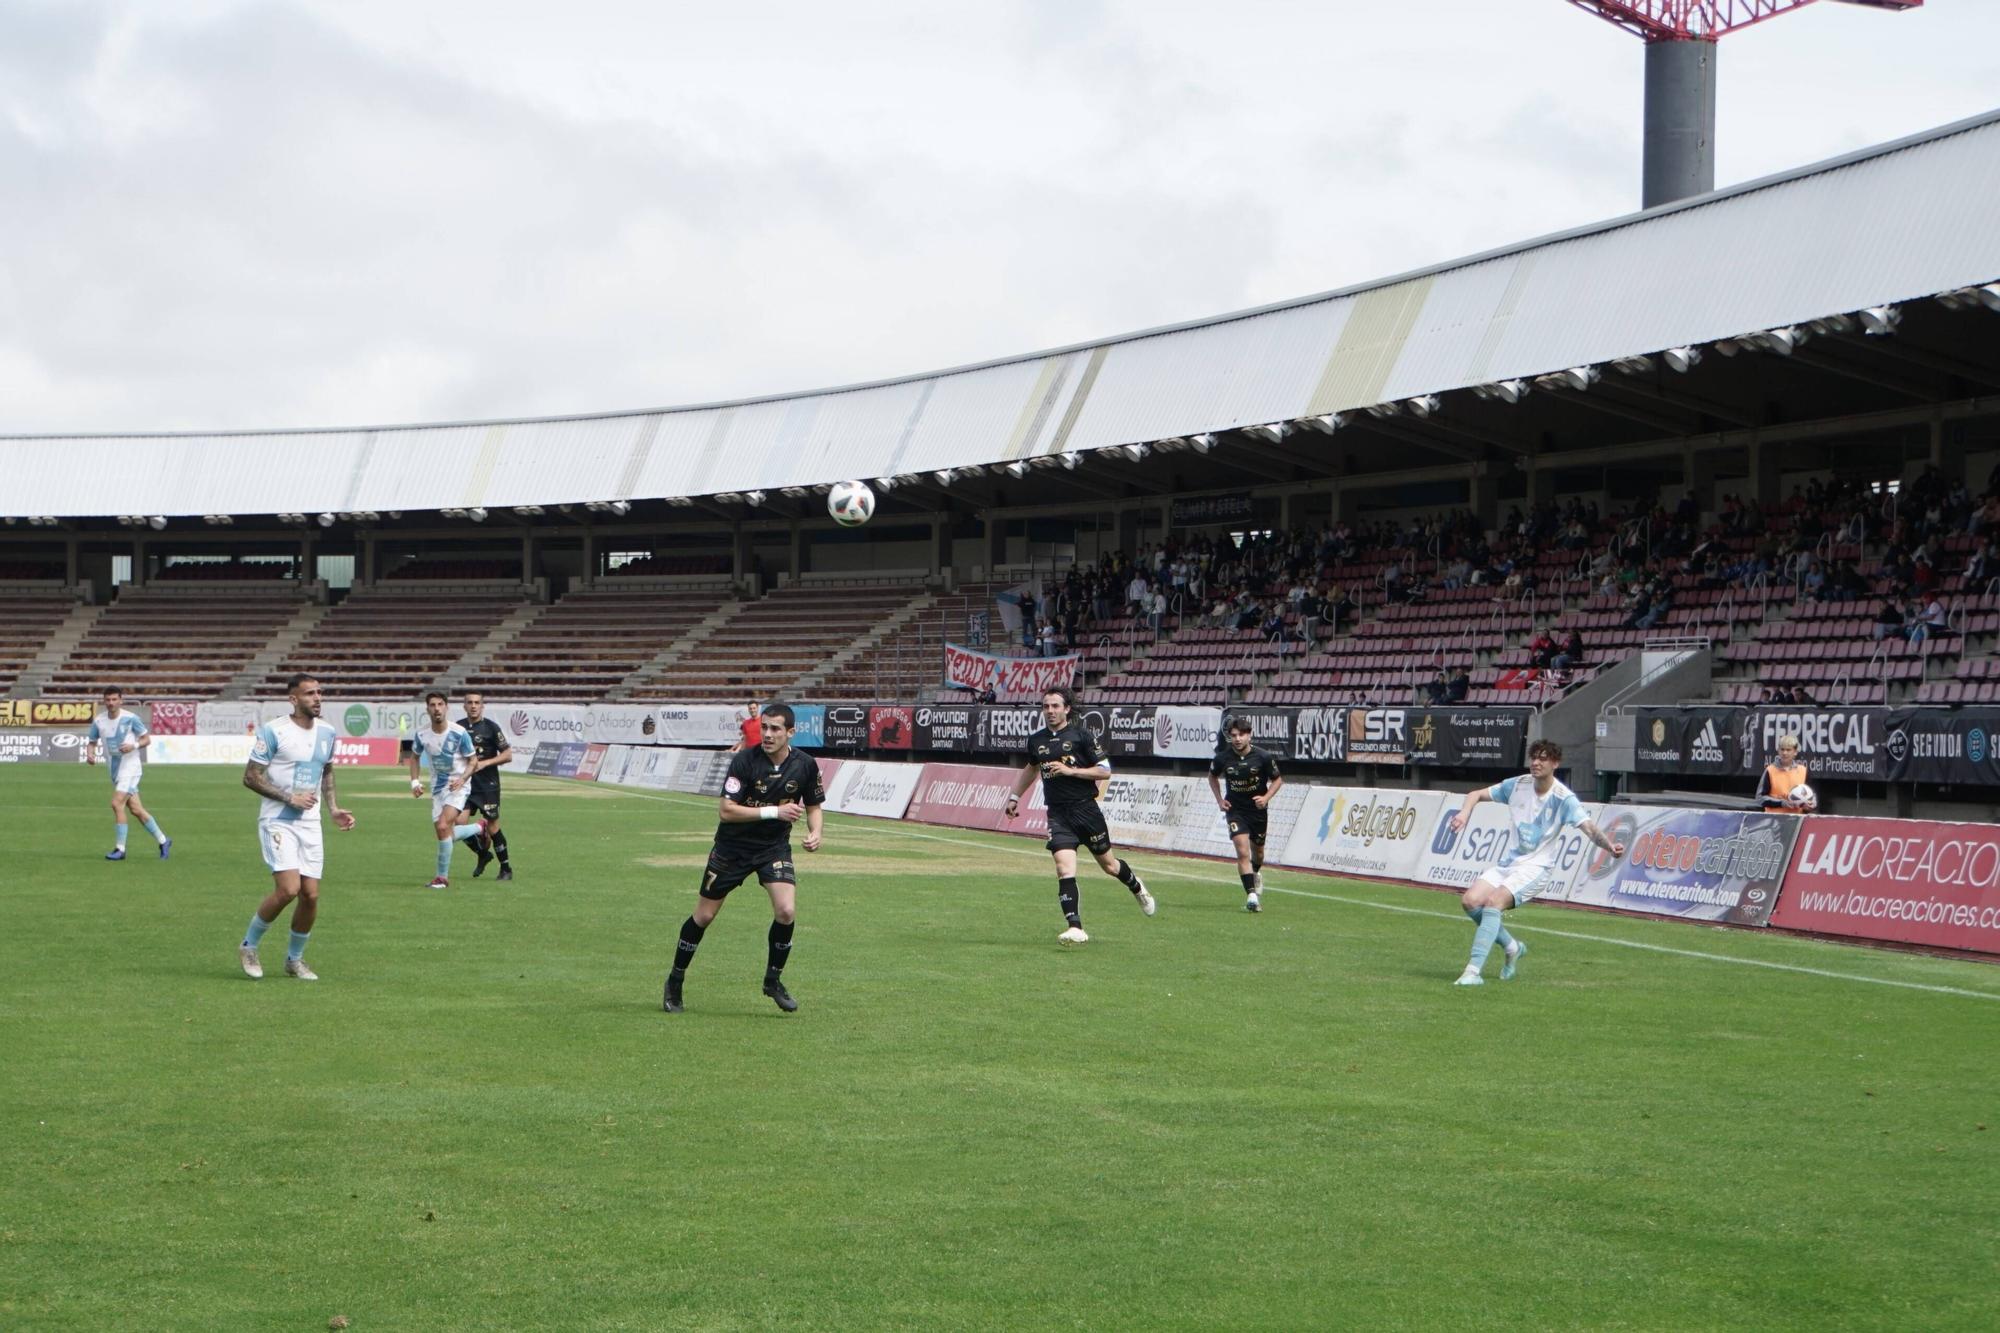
top-left (2, 764), bottom-right (1997, 1331)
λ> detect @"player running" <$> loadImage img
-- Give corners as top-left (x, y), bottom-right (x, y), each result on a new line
top-left (664, 702), bottom-right (823, 1015)
top-left (1446, 739), bottom-right (1625, 986)
top-left (456, 692), bottom-right (515, 879)
top-left (237, 674), bottom-right (354, 980)
top-left (85, 686), bottom-right (169, 861)
top-left (1208, 716), bottom-right (1282, 912)
top-left (408, 691), bottom-right (491, 890)
top-left (1005, 686), bottom-right (1154, 945)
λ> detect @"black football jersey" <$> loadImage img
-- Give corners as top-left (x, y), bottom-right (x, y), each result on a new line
top-left (1209, 746), bottom-right (1280, 804)
top-left (1027, 722), bottom-right (1107, 808)
top-left (715, 746), bottom-right (825, 851)
top-left (457, 717), bottom-right (510, 788)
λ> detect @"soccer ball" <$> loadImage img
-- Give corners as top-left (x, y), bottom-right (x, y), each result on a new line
top-left (828, 480), bottom-right (875, 527)
top-left (1788, 784), bottom-right (1816, 809)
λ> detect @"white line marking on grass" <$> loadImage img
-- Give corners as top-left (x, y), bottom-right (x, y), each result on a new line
top-left (598, 785), bottom-right (2000, 1003)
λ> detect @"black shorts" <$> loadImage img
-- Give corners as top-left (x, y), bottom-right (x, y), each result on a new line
top-left (1045, 802), bottom-right (1112, 856)
top-left (700, 843), bottom-right (797, 899)
top-left (467, 791), bottom-right (501, 822)
top-left (1225, 803), bottom-right (1268, 845)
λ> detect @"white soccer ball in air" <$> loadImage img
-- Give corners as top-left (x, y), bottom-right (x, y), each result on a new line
top-left (828, 480), bottom-right (876, 527)
top-left (1788, 784), bottom-right (1816, 809)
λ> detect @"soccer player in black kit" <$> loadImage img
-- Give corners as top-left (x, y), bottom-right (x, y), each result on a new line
top-left (456, 692), bottom-right (513, 880)
top-left (1207, 716), bottom-right (1284, 912)
top-left (664, 702), bottom-right (823, 1014)
top-left (1005, 686), bottom-right (1154, 945)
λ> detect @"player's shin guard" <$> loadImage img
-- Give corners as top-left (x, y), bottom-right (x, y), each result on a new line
top-left (673, 916), bottom-right (706, 974)
top-left (1113, 859), bottom-right (1141, 891)
top-left (1057, 877), bottom-right (1081, 928)
top-left (492, 829), bottom-right (509, 864)
top-left (1467, 907), bottom-right (1505, 971)
top-left (766, 920), bottom-right (794, 975)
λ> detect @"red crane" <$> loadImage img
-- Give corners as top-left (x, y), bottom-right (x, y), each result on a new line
top-left (1568, 1), bottom-right (1921, 42)
top-left (1565, 1), bottom-right (1923, 206)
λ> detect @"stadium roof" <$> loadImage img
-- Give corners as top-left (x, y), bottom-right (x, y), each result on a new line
top-left (6, 108), bottom-right (2000, 521)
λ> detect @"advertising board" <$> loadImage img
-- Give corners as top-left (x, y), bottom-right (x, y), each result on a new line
top-left (1557, 805), bottom-right (1797, 926)
top-left (1771, 816), bottom-right (2000, 953)
top-left (821, 761), bottom-right (923, 818)
top-left (1277, 787), bottom-right (1446, 879)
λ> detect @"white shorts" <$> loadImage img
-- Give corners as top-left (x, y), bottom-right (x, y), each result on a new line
top-left (1481, 859), bottom-right (1558, 905)
top-left (432, 790), bottom-right (468, 823)
top-left (112, 766), bottom-right (143, 795)
top-left (259, 817), bottom-right (325, 878)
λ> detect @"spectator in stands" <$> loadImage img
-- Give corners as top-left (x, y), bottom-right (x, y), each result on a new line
top-left (1757, 734), bottom-right (1817, 813)
top-left (1126, 570), bottom-right (1150, 618)
top-left (1445, 666), bottom-right (1470, 703)
top-left (1036, 621), bottom-right (1056, 657)
top-left (1382, 560), bottom-right (1405, 603)
top-left (975, 684), bottom-right (997, 704)
top-left (1871, 598), bottom-right (1907, 642)
top-left (1147, 589), bottom-right (1167, 640)
top-left (1551, 628), bottom-right (1586, 672)
top-left (1966, 538), bottom-right (1996, 590)
top-left (1424, 669), bottom-right (1451, 705)
top-left (1527, 628), bottom-right (1556, 671)
top-left (1913, 594), bottom-right (1955, 644)
top-left (1233, 597), bottom-right (1263, 633)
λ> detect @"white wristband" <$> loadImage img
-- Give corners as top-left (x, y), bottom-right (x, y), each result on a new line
top-left (759, 806), bottom-right (779, 820)
top-left (411, 779), bottom-right (424, 793)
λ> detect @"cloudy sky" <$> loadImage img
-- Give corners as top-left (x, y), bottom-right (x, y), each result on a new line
top-left (2, 0), bottom-right (1995, 434)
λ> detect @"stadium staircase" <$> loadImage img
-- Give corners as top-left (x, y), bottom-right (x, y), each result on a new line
top-left (788, 593), bottom-right (938, 699)
top-left (4, 591), bottom-right (96, 696)
top-left (219, 601), bottom-right (329, 699)
top-left (256, 583), bottom-right (532, 699)
top-left (463, 582), bottom-right (738, 701)
top-left (604, 598), bottom-right (745, 701)
top-left (440, 604), bottom-right (545, 695)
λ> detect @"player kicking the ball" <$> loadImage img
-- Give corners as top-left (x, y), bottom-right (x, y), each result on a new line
top-left (408, 691), bottom-right (492, 889)
top-left (1208, 716), bottom-right (1282, 911)
top-left (1447, 739), bottom-right (1623, 986)
top-left (1006, 686), bottom-right (1154, 944)
top-left (663, 702), bottom-right (823, 1015)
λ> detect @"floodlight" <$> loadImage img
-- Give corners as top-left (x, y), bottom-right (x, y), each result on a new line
top-left (1296, 414), bottom-right (1343, 433)
top-left (466, 507), bottom-right (488, 522)
top-left (1610, 356), bottom-right (1654, 375)
top-left (1004, 461), bottom-right (1030, 479)
top-left (743, 491), bottom-right (766, 507)
top-left (1119, 444), bottom-right (1149, 462)
top-left (1473, 381), bottom-right (1528, 404)
top-left (1662, 347), bottom-right (1701, 373)
top-left (1859, 305), bottom-right (1900, 336)
top-left (1406, 395), bottom-right (1440, 418)
top-left (317, 513), bottom-right (336, 527)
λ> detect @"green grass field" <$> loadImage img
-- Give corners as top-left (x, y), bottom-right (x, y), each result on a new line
top-left (2, 764), bottom-right (1997, 1331)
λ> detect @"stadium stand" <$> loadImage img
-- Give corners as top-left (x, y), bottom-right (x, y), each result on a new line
top-left (257, 584), bottom-right (529, 698)
top-left (462, 583), bottom-right (736, 701)
top-left (0, 585), bottom-right (83, 694)
top-left (42, 584), bottom-right (308, 698)
top-left (625, 582), bottom-right (929, 703)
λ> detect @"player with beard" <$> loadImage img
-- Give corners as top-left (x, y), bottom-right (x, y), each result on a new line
top-left (1006, 686), bottom-right (1155, 945)
top-left (236, 674), bottom-right (355, 980)
top-left (456, 692), bottom-right (514, 879)
top-left (663, 702), bottom-right (824, 1014)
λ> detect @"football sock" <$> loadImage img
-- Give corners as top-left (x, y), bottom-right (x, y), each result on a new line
top-left (1057, 877), bottom-right (1081, 928)
top-left (287, 930), bottom-right (310, 962)
top-left (1240, 872), bottom-right (1257, 893)
top-left (492, 830), bottom-right (510, 864)
top-left (115, 822), bottom-right (128, 850)
top-left (1468, 907), bottom-right (1505, 971)
top-left (1462, 903), bottom-right (1515, 954)
top-left (244, 914), bottom-right (272, 948)
top-left (143, 817), bottom-right (166, 844)
top-left (767, 920), bottom-right (795, 974)
top-left (435, 839), bottom-right (453, 878)
top-left (452, 824), bottom-right (482, 843)
top-left (1251, 851), bottom-right (1264, 873)
top-left (1114, 859), bottom-right (1142, 892)
top-left (674, 916), bottom-right (707, 973)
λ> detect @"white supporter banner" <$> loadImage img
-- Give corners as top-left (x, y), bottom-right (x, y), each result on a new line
top-left (1277, 787), bottom-right (1448, 880)
top-left (494, 703), bottom-right (588, 751)
top-left (196, 700), bottom-right (267, 735)
top-left (146, 734), bottom-right (255, 765)
top-left (653, 705), bottom-right (742, 748)
top-left (1151, 706), bottom-right (1222, 759)
top-left (596, 744), bottom-right (635, 786)
top-left (1168, 781), bottom-right (1314, 862)
top-left (1099, 775), bottom-right (1195, 850)
top-left (942, 643), bottom-right (1079, 695)
top-left (821, 761), bottom-right (923, 818)
top-left (583, 705), bottom-right (661, 745)
top-left (617, 747), bottom-right (681, 790)
top-left (1409, 794), bottom-right (1604, 895)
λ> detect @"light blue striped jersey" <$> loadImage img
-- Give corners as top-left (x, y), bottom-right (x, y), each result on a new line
top-left (411, 723), bottom-right (475, 794)
top-left (249, 715), bottom-right (338, 824)
top-left (1486, 774), bottom-right (1587, 869)
top-left (87, 709), bottom-right (149, 782)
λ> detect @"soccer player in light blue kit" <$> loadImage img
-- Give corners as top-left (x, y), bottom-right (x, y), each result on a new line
top-left (1446, 739), bottom-right (1624, 986)
top-left (408, 690), bottom-right (491, 889)
top-left (238, 674), bottom-right (354, 980)
top-left (85, 686), bottom-right (169, 860)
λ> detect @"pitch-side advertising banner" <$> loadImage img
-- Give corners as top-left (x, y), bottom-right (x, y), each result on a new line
top-left (912, 704), bottom-right (975, 753)
top-left (1344, 707), bottom-right (1409, 767)
top-left (148, 700), bottom-right (200, 736)
top-left (330, 737), bottom-right (400, 766)
top-left (197, 701), bottom-right (268, 735)
top-left (869, 706), bottom-right (915, 751)
top-left (943, 643), bottom-right (1079, 695)
top-left (1559, 805), bottom-right (1796, 926)
top-left (1289, 706), bottom-right (1348, 763)
top-left (1170, 781), bottom-right (1313, 863)
top-left (651, 705), bottom-right (740, 748)
top-left (1772, 816), bottom-right (2000, 954)
top-left (597, 744), bottom-right (635, 786)
top-left (974, 705), bottom-right (1042, 753)
top-left (1411, 797), bottom-right (1605, 892)
top-left (1405, 708), bottom-right (1530, 769)
top-left (582, 705), bottom-right (661, 746)
top-left (821, 761), bottom-right (923, 818)
top-left (328, 701), bottom-right (422, 740)
top-left (146, 734), bottom-right (255, 765)
top-left (823, 704), bottom-right (870, 751)
top-left (1152, 706), bottom-right (1222, 759)
top-left (904, 763), bottom-right (1049, 837)
top-left (0, 731), bottom-right (86, 762)
top-left (1278, 787), bottom-right (1447, 880)
top-left (789, 704), bottom-right (826, 749)
top-left (0, 698), bottom-right (99, 727)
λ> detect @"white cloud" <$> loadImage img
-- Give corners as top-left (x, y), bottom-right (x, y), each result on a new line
top-left (0, 0), bottom-right (1995, 433)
